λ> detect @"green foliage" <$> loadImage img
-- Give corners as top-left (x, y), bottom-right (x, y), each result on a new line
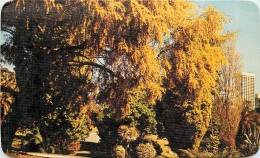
top-left (158, 101), bottom-right (211, 151)
top-left (125, 94), bottom-right (158, 136)
top-left (41, 106), bottom-right (92, 153)
top-left (96, 106), bottom-right (159, 157)
top-left (96, 92), bottom-right (158, 153)
top-left (95, 109), bottom-right (120, 152)
top-left (200, 134), bottom-right (220, 153)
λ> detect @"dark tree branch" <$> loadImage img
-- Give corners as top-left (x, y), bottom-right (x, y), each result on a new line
top-left (1, 28), bottom-right (15, 35)
top-left (0, 86), bottom-right (17, 98)
top-left (50, 40), bottom-right (89, 53)
top-left (158, 44), bottom-right (174, 57)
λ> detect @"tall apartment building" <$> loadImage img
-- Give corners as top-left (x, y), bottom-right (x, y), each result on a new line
top-left (256, 93), bottom-right (260, 109)
top-left (241, 72), bottom-right (255, 110)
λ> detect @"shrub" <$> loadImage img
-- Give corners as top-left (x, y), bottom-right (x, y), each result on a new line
top-left (135, 142), bottom-right (156, 158)
top-left (118, 125), bottom-right (139, 157)
top-left (200, 134), bottom-right (220, 153)
top-left (118, 125), bottom-right (139, 142)
top-left (240, 125), bottom-right (260, 157)
top-left (218, 148), bottom-right (241, 158)
top-left (196, 149), bottom-right (241, 158)
top-left (113, 145), bottom-right (125, 158)
top-left (63, 141), bottom-right (81, 155)
top-left (196, 150), bottom-right (214, 158)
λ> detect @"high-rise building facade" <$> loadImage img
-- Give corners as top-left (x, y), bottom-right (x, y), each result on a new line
top-left (256, 93), bottom-right (260, 109)
top-left (241, 72), bottom-right (255, 110)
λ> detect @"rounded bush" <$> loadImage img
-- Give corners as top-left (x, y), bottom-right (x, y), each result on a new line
top-left (113, 145), bottom-right (125, 158)
top-left (135, 142), bottom-right (156, 158)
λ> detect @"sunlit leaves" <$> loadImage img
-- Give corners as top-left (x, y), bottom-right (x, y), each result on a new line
top-left (0, 67), bottom-right (18, 124)
top-left (159, 4), bottom-right (237, 151)
top-left (163, 4), bottom-right (235, 105)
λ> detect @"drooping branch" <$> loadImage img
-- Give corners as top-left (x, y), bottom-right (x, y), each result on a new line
top-left (68, 61), bottom-right (119, 78)
top-left (1, 28), bottom-right (15, 35)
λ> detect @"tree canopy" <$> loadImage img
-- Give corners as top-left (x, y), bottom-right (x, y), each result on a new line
top-left (157, 4), bottom-right (236, 151)
top-left (1, 0), bottom-right (239, 155)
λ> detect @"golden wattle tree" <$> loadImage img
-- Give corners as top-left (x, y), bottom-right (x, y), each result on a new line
top-left (1, 0), bottom-right (178, 151)
top-left (158, 5), bottom-right (236, 151)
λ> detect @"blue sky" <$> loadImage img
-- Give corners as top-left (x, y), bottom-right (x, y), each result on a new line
top-left (0, 0), bottom-right (260, 93)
